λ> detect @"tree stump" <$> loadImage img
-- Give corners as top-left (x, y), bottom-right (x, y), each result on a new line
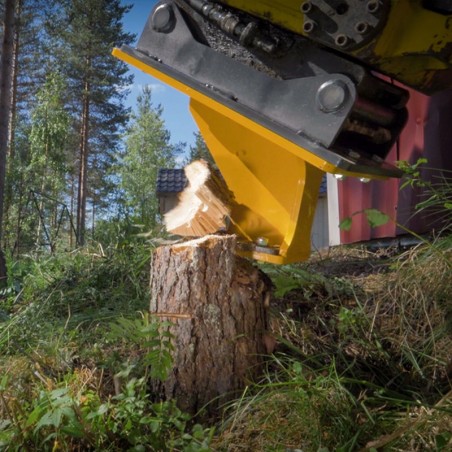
top-left (149, 234), bottom-right (270, 415)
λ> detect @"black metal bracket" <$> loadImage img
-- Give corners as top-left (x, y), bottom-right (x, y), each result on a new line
top-left (121, 0), bottom-right (409, 177)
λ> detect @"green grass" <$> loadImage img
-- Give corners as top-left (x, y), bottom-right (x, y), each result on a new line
top-left (0, 234), bottom-right (451, 451)
top-left (0, 243), bottom-right (214, 450)
top-left (214, 239), bottom-right (451, 451)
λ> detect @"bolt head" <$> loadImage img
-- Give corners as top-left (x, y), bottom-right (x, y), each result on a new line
top-left (151, 3), bottom-right (175, 33)
top-left (359, 177), bottom-right (371, 183)
top-left (300, 1), bottom-right (313, 13)
top-left (355, 22), bottom-right (369, 34)
top-left (367, 0), bottom-right (379, 13)
top-left (303, 20), bottom-right (316, 33)
top-left (256, 237), bottom-right (269, 246)
top-left (317, 80), bottom-right (349, 113)
top-left (335, 34), bottom-right (349, 47)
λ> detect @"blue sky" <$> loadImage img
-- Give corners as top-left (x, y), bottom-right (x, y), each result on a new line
top-left (121, 1), bottom-right (198, 149)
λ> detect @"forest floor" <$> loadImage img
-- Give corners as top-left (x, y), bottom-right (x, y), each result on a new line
top-left (215, 240), bottom-right (452, 451)
top-left (0, 235), bottom-right (451, 451)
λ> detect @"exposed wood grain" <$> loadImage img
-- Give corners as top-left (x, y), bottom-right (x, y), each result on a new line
top-left (164, 160), bottom-right (233, 237)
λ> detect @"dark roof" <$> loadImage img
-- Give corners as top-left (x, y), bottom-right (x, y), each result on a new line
top-left (156, 168), bottom-right (328, 197)
top-left (319, 175), bottom-right (327, 196)
top-left (156, 168), bottom-right (187, 194)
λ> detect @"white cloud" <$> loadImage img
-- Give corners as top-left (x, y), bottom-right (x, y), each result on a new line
top-left (132, 83), bottom-right (167, 94)
top-left (116, 82), bottom-right (167, 95)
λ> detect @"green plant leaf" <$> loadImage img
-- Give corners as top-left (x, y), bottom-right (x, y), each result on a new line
top-left (435, 431), bottom-right (451, 450)
top-left (35, 409), bottom-right (63, 431)
top-left (272, 276), bottom-right (301, 297)
top-left (339, 217), bottom-right (353, 231)
top-left (363, 209), bottom-right (390, 228)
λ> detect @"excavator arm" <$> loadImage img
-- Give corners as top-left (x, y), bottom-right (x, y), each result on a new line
top-left (113, 0), bottom-right (452, 264)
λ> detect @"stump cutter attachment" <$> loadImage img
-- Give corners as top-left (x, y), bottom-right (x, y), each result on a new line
top-left (113, 0), bottom-right (410, 264)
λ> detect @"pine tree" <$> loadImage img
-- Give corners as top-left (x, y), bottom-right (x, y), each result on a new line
top-left (0, 0), bottom-right (17, 284)
top-left (56, 0), bottom-right (134, 245)
top-left (120, 86), bottom-right (181, 230)
top-left (185, 130), bottom-right (217, 168)
top-left (3, 0), bottom-right (64, 254)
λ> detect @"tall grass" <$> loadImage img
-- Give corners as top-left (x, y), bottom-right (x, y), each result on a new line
top-left (0, 243), bottom-right (151, 357)
top-left (215, 233), bottom-right (452, 451)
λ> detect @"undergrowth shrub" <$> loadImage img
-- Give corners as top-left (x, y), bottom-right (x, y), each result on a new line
top-left (376, 236), bottom-right (452, 387)
top-left (0, 353), bottom-right (213, 450)
top-left (0, 244), bottom-right (214, 450)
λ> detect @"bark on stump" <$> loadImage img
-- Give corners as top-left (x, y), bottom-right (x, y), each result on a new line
top-left (150, 234), bottom-right (270, 415)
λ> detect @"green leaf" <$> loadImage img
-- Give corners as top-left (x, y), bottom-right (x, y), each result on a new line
top-left (61, 424), bottom-right (85, 438)
top-left (435, 431), bottom-right (451, 450)
top-left (35, 409), bottom-right (62, 431)
top-left (27, 403), bottom-right (48, 427)
top-left (364, 209), bottom-right (390, 228)
top-left (272, 276), bottom-right (301, 298)
top-left (292, 361), bottom-right (302, 375)
top-left (417, 157), bottom-right (428, 165)
top-left (339, 217), bottom-right (353, 231)
top-left (48, 387), bottom-right (69, 399)
top-left (0, 375), bottom-right (8, 391)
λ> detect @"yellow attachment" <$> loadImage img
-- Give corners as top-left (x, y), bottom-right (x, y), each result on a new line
top-left (190, 99), bottom-right (323, 264)
top-left (113, 47), bottom-right (372, 264)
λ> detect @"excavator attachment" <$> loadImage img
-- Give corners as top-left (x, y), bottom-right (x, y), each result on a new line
top-left (113, 0), bottom-right (413, 264)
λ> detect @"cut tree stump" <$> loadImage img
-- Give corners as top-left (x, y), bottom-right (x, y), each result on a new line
top-left (164, 159), bottom-right (233, 237)
top-left (149, 234), bottom-right (271, 415)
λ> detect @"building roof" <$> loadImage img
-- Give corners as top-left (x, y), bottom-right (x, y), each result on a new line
top-left (156, 168), bottom-right (187, 194)
top-left (156, 168), bottom-right (328, 197)
top-left (319, 175), bottom-right (327, 196)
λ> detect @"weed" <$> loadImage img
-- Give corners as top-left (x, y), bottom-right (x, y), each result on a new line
top-left (252, 234), bottom-right (451, 450)
top-left (399, 158), bottom-right (452, 229)
top-left (108, 313), bottom-right (175, 381)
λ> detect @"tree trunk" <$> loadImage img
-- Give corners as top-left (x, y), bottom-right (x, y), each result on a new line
top-left (0, 0), bottom-right (17, 285)
top-left (3, 0), bottom-right (21, 253)
top-left (13, 174), bottom-right (24, 257)
top-left (70, 173), bottom-right (75, 249)
top-left (76, 75), bottom-right (90, 246)
top-left (35, 141), bottom-right (49, 250)
top-left (7, 0), bottom-right (21, 160)
top-left (150, 234), bottom-right (271, 416)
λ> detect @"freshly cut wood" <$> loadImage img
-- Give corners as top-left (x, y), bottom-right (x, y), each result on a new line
top-left (164, 159), bottom-right (233, 236)
top-left (150, 234), bottom-right (271, 416)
